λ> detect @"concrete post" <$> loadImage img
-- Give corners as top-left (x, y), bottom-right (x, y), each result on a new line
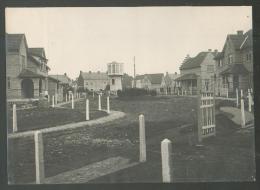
top-left (226, 88), bottom-right (229, 98)
top-left (55, 93), bottom-right (58, 105)
top-left (52, 96), bottom-right (55, 108)
top-left (86, 99), bottom-right (89, 121)
top-left (12, 104), bottom-right (17, 133)
top-left (93, 91), bottom-right (94, 98)
top-left (107, 96), bottom-right (110, 113)
top-left (236, 88), bottom-right (239, 107)
top-left (98, 94), bottom-right (101, 111)
top-left (65, 94), bottom-right (68, 102)
top-left (139, 114), bottom-right (146, 162)
top-left (72, 94), bottom-right (74, 109)
top-left (34, 131), bottom-right (45, 184)
top-left (241, 98), bottom-right (246, 128)
top-left (241, 89), bottom-right (243, 99)
top-left (161, 139), bottom-right (173, 183)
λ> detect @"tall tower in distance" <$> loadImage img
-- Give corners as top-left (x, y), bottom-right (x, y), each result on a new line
top-left (107, 61), bottom-right (124, 94)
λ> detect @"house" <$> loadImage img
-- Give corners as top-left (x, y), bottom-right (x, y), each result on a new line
top-left (163, 72), bottom-right (181, 94)
top-left (77, 71), bottom-right (109, 92)
top-left (214, 29), bottom-right (253, 97)
top-left (6, 33), bottom-right (50, 99)
top-left (48, 73), bottom-right (72, 102)
top-left (176, 50), bottom-right (217, 95)
top-left (134, 73), bottom-right (164, 94)
top-left (122, 73), bottom-right (133, 89)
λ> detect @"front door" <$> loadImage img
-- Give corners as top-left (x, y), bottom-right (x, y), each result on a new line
top-left (233, 75), bottom-right (239, 91)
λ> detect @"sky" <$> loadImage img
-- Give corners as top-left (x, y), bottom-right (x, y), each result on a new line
top-left (6, 7), bottom-right (252, 79)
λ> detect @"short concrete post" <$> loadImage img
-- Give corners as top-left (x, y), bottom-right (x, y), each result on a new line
top-left (72, 94), bottom-right (74, 109)
top-left (226, 88), bottom-right (229, 98)
top-left (12, 104), bottom-right (17, 133)
top-left (34, 131), bottom-right (45, 184)
top-left (65, 94), bottom-right (68, 102)
top-left (93, 91), bottom-right (94, 98)
top-left (241, 98), bottom-right (246, 128)
top-left (107, 96), bottom-right (110, 113)
top-left (86, 99), bottom-right (89, 121)
top-left (52, 96), bottom-right (55, 108)
top-left (161, 139), bottom-right (173, 183)
top-left (248, 92), bottom-right (252, 112)
top-left (236, 88), bottom-right (239, 107)
top-left (98, 94), bottom-right (101, 111)
top-left (139, 114), bottom-right (146, 162)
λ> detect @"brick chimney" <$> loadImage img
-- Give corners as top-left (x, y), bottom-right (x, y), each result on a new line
top-left (237, 30), bottom-right (243, 35)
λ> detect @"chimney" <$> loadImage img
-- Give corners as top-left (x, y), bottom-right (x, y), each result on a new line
top-left (64, 73), bottom-right (67, 76)
top-left (237, 30), bottom-right (243, 35)
top-left (175, 72), bottom-right (177, 75)
top-left (214, 49), bottom-right (218, 53)
top-left (80, 70), bottom-right (82, 75)
top-left (89, 71), bottom-right (91, 74)
top-left (208, 49), bottom-right (212, 52)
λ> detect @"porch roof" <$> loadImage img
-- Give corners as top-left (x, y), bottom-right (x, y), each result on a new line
top-left (175, 73), bottom-right (198, 81)
top-left (19, 69), bottom-right (46, 78)
top-left (219, 64), bottom-right (249, 75)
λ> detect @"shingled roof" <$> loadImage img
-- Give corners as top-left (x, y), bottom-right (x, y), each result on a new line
top-left (135, 73), bottom-right (164, 85)
top-left (28, 48), bottom-right (47, 60)
top-left (49, 74), bottom-right (71, 84)
top-left (81, 71), bottom-right (108, 80)
top-left (19, 69), bottom-right (46, 78)
top-left (6, 33), bottom-right (27, 52)
top-left (180, 52), bottom-right (209, 70)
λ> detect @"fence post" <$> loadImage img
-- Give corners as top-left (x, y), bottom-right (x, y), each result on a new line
top-left (241, 89), bottom-right (243, 98)
top-left (12, 104), bottom-right (17, 133)
top-left (86, 99), bottom-right (89, 121)
top-left (93, 91), bottom-right (95, 98)
top-left (98, 94), bottom-right (101, 111)
top-left (161, 139), bottom-right (173, 183)
top-left (107, 96), bottom-right (110, 113)
top-left (72, 94), bottom-right (74, 109)
top-left (55, 93), bottom-right (58, 105)
top-left (34, 131), bottom-right (45, 184)
top-left (139, 114), bottom-right (146, 162)
top-left (241, 98), bottom-right (246, 128)
top-left (248, 92), bottom-right (252, 112)
top-left (52, 96), bottom-right (55, 108)
top-left (226, 88), bottom-right (229, 98)
top-left (236, 88), bottom-right (239, 107)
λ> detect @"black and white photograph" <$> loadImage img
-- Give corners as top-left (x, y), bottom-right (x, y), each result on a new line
top-left (5, 6), bottom-right (255, 184)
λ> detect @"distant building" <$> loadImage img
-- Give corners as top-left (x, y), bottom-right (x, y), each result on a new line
top-left (6, 33), bottom-right (50, 99)
top-left (214, 29), bottom-right (253, 97)
top-left (176, 50), bottom-right (217, 95)
top-left (48, 73), bottom-right (72, 101)
top-left (122, 73), bottom-right (133, 89)
top-left (134, 73), bottom-right (164, 94)
top-left (107, 62), bottom-right (124, 92)
top-left (163, 72), bottom-right (181, 94)
top-left (77, 71), bottom-right (109, 92)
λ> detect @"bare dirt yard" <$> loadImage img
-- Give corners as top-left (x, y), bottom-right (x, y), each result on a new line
top-left (7, 96), bottom-right (255, 184)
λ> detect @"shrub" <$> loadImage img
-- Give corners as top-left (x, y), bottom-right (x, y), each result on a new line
top-left (149, 90), bottom-right (157, 96)
top-left (117, 88), bottom-right (150, 97)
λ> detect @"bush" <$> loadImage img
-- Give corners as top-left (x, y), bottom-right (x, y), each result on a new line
top-left (117, 88), bottom-right (150, 97)
top-left (149, 90), bottom-right (157, 96)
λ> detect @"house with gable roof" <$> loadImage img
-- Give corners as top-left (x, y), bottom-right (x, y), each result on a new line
top-left (164, 72), bottom-right (181, 94)
top-left (214, 29), bottom-right (253, 97)
top-left (176, 49), bottom-right (217, 95)
top-left (6, 33), bottom-right (50, 99)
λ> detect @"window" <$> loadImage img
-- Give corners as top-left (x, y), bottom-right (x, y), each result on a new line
top-left (218, 60), bottom-right (223, 67)
top-left (228, 54), bottom-right (233, 64)
top-left (7, 77), bottom-right (11, 89)
top-left (112, 79), bottom-right (115, 85)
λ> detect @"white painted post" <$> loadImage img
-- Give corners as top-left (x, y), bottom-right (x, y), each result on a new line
top-left (241, 98), bottom-right (246, 128)
top-left (52, 96), bottom-right (55, 108)
top-left (72, 94), bottom-right (74, 109)
top-left (65, 94), bottom-right (68, 102)
top-left (139, 114), bottom-right (146, 162)
top-left (226, 88), bottom-right (228, 98)
top-left (241, 89), bottom-right (243, 99)
top-left (12, 104), bottom-right (17, 133)
top-left (93, 91), bottom-right (94, 98)
top-left (161, 139), bottom-right (173, 183)
top-left (107, 96), bottom-right (110, 113)
top-left (236, 88), bottom-right (239, 107)
top-left (248, 92), bottom-right (252, 112)
top-left (86, 99), bottom-right (89, 121)
top-left (34, 131), bottom-right (45, 184)
top-left (98, 94), bottom-right (101, 111)
top-left (55, 93), bottom-right (58, 105)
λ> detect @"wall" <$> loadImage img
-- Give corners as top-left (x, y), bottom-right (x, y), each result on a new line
top-left (84, 79), bottom-right (108, 91)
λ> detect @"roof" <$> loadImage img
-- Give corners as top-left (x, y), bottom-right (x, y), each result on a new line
top-left (167, 73), bottom-right (180, 80)
top-left (19, 69), bottom-right (46, 78)
top-left (176, 73), bottom-right (198, 81)
top-left (226, 29), bottom-right (252, 50)
top-left (214, 52), bottom-right (224, 60)
top-left (49, 74), bottom-right (71, 84)
top-left (135, 73), bottom-right (164, 85)
top-left (28, 48), bottom-right (47, 60)
top-left (81, 72), bottom-right (108, 80)
top-left (219, 64), bottom-right (249, 75)
top-left (28, 55), bottom-right (50, 70)
top-left (180, 52), bottom-right (212, 70)
top-left (6, 33), bottom-right (27, 52)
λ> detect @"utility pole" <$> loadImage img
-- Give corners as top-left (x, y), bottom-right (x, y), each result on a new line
top-left (133, 56), bottom-right (136, 88)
